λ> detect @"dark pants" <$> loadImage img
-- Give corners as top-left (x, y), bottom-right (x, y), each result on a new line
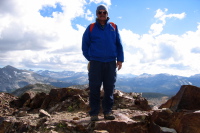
top-left (88, 60), bottom-right (116, 116)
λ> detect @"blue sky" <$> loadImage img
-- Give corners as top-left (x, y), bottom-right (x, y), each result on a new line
top-left (0, 0), bottom-right (200, 76)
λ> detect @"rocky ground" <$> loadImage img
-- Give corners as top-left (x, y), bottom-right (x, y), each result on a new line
top-left (1, 85), bottom-right (200, 133)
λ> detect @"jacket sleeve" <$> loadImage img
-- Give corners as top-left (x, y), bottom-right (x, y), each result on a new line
top-left (115, 25), bottom-right (124, 62)
top-left (82, 25), bottom-right (91, 61)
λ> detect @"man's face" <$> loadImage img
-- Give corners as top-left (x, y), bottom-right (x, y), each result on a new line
top-left (97, 9), bottom-right (108, 21)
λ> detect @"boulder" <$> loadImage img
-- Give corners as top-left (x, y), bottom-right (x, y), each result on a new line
top-left (29, 92), bottom-right (47, 109)
top-left (153, 85), bottom-right (200, 133)
top-left (10, 91), bottom-right (36, 108)
top-left (113, 89), bottom-right (151, 111)
top-left (41, 88), bottom-right (89, 113)
top-left (39, 109), bottom-right (51, 118)
top-left (170, 110), bottom-right (200, 133)
top-left (159, 85), bottom-right (200, 111)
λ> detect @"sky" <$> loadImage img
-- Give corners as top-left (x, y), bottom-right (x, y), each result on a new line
top-left (0, 0), bottom-right (200, 77)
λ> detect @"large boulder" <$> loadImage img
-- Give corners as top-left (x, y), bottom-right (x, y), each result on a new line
top-left (159, 85), bottom-right (200, 111)
top-left (152, 85), bottom-right (200, 133)
top-left (151, 108), bottom-right (200, 133)
top-left (113, 89), bottom-right (151, 111)
top-left (10, 91), bottom-right (36, 108)
top-left (171, 110), bottom-right (200, 133)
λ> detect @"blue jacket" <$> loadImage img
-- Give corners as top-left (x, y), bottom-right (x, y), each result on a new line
top-left (82, 18), bottom-right (124, 62)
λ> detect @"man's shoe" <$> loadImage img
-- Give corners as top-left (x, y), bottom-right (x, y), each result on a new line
top-left (90, 115), bottom-right (99, 121)
top-left (104, 113), bottom-right (115, 120)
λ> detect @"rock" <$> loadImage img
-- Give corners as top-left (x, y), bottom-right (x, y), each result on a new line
top-left (29, 92), bottom-right (47, 108)
top-left (160, 127), bottom-right (177, 133)
top-left (10, 91), bottom-right (36, 108)
top-left (152, 104), bottom-right (200, 133)
top-left (170, 110), bottom-right (200, 133)
top-left (131, 113), bottom-right (149, 123)
top-left (0, 116), bottom-right (35, 133)
top-left (48, 130), bottom-right (58, 133)
top-left (135, 97), bottom-right (151, 111)
top-left (93, 130), bottom-right (109, 133)
top-left (41, 88), bottom-right (89, 113)
top-left (150, 108), bottom-right (174, 128)
top-left (149, 122), bottom-right (177, 133)
top-left (113, 89), bottom-right (151, 111)
top-left (1, 85), bottom-right (200, 133)
top-left (154, 85), bottom-right (200, 132)
top-left (159, 85), bottom-right (200, 111)
top-left (0, 92), bottom-right (17, 116)
top-left (17, 110), bottom-right (28, 117)
top-left (94, 120), bottom-right (148, 133)
top-left (114, 113), bottom-right (134, 122)
top-left (73, 117), bottom-right (80, 120)
top-left (39, 109), bottom-right (51, 118)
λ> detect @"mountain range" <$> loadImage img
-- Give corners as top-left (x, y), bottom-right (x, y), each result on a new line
top-left (0, 65), bottom-right (200, 95)
top-left (0, 65), bottom-right (74, 92)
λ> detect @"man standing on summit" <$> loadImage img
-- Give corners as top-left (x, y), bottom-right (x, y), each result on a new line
top-left (82, 4), bottom-right (124, 121)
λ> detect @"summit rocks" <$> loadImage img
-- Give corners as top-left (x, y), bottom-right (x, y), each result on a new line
top-left (1, 85), bottom-right (200, 133)
top-left (155, 85), bottom-right (200, 133)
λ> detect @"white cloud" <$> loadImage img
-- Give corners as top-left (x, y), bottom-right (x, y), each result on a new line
top-left (0, 1), bottom-right (200, 77)
top-left (0, 0), bottom-right (118, 73)
top-left (89, 0), bottom-right (111, 6)
top-left (149, 23), bottom-right (164, 36)
top-left (0, 0), bottom-right (99, 72)
top-left (149, 9), bottom-right (186, 36)
top-left (85, 9), bottom-right (94, 21)
top-left (120, 21), bottom-right (200, 76)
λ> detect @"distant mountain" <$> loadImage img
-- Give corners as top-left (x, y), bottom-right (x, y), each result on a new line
top-left (36, 70), bottom-right (88, 84)
top-left (11, 83), bottom-right (57, 96)
top-left (0, 65), bottom-right (75, 93)
top-left (36, 70), bottom-right (136, 82)
top-left (186, 74), bottom-right (200, 86)
top-left (1, 65), bottom-right (200, 95)
top-left (35, 70), bottom-right (199, 95)
top-left (116, 73), bottom-right (193, 95)
top-left (142, 92), bottom-right (171, 99)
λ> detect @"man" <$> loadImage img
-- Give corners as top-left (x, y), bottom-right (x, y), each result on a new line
top-left (82, 4), bottom-right (124, 121)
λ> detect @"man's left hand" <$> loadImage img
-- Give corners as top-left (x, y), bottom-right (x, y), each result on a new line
top-left (116, 61), bottom-right (123, 71)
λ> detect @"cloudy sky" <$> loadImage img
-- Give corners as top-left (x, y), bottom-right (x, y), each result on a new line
top-left (0, 0), bottom-right (200, 77)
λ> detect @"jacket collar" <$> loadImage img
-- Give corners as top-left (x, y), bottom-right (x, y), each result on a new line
top-left (96, 17), bottom-right (110, 27)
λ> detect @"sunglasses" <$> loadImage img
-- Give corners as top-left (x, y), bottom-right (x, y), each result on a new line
top-left (98, 11), bottom-right (107, 15)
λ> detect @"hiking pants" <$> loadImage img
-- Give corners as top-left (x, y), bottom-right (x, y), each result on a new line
top-left (88, 60), bottom-right (116, 116)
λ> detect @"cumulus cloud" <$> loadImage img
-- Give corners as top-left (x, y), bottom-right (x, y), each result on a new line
top-left (149, 8), bottom-right (186, 36)
top-left (120, 9), bottom-right (200, 76)
top-left (85, 9), bottom-right (94, 21)
top-left (191, 47), bottom-right (200, 53)
top-left (0, 0), bottom-right (19, 15)
top-left (0, 1), bottom-right (200, 77)
top-left (0, 0), bottom-right (114, 72)
top-left (90, 0), bottom-right (111, 6)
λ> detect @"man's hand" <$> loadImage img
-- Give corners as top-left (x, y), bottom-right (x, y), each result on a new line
top-left (87, 61), bottom-right (90, 71)
top-left (116, 61), bottom-right (123, 70)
